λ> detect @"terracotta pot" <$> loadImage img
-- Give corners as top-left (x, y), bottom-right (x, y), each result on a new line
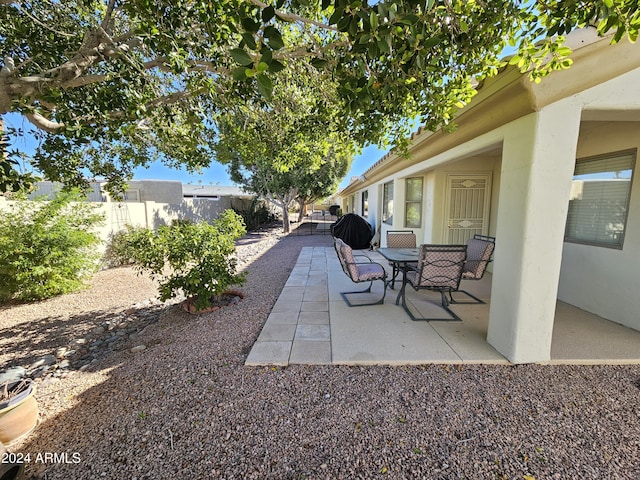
top-left (0, 442), bottom-right (25, 480)
top-left (0, 380), bottom-right (39, 445)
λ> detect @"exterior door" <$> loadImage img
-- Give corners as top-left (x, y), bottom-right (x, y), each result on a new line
top-left (445, 174), bottom-right (492, 244)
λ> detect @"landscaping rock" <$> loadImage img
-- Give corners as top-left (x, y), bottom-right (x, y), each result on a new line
top-left (29, 355), bottom-right (56, 370)
top-left (0, 366), bottom-right (27, 384)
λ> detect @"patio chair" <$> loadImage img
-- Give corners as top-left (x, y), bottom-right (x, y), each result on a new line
top-left (386, 230), bottom-right (417, 289)
top-left (397, 244), bottom-right (467, 321)
top-left (449, 234), bottom-right (496, 305)
top-left (334, 237), bottom-right (388, 307)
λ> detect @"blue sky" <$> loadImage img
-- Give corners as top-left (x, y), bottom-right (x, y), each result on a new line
top-left (130, 143), bottom-right (390, 190)
top-left (5, 112), bottom-right (389, 191)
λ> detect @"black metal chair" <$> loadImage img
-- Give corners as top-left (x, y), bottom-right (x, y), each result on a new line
top-left (449, 234), bottom-right (495, 305)
top-left (334, 237), bottom-right (387, 306)
top-left (396, 244), bottom-right (467, 321)
top-left (386, 230), bottom-right (417, 289)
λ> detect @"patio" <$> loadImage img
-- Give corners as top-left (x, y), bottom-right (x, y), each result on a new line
top-left (246, 246), bottom-right (640, 366)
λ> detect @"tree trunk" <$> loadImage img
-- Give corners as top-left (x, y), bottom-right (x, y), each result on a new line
top-left (281, 206), bottom-right (290, 233)
top-left (297, 200), bottom-right (305, 222)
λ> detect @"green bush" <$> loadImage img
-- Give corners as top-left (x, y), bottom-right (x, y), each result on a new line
top-left (103, 225), bottom-right (147, 268)
top-left (0, 190), bottom-right (104, 302)
top-left (233, 198), bottom-right (274, 231)
top-left (125, 210), bottom-right (247, 311)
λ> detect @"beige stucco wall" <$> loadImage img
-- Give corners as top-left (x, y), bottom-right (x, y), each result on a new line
top-left (0, 196), bottom-right (247, 257)
top-left (558, 121), bottom-right (640, 331)
top-left (360, 154), bottom-right (501, 248)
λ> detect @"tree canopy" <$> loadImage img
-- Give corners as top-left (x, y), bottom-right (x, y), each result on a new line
top-left (215, 63), bottom-right (353, 232)
top-left (1, 0), bottom-right (638, 192)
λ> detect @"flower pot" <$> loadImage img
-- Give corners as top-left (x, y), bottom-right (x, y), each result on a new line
top-left (0, 380), bottom-right (39, 445)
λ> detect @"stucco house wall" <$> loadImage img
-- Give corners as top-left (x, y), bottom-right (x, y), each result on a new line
top-left (337, 29), bottom-right (640, 362)
top-left (559, 122), bottom-right (640, 331)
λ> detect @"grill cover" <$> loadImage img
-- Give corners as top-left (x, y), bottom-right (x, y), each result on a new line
top-left (331, 213), bottom-right (374, 249)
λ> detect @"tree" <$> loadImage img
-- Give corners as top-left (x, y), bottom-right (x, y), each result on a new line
top-left (215, 64), bottom-right (354, 233)
top-left (1, 1), bottom-right (638, 192)
top-left (294, 146), bottom-right (350, 222)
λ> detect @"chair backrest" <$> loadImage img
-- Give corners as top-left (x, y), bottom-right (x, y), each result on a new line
top-left (386, 230), bottom-right (417, 249)
top-left (415, 244), bottom-right (467, 289)
top-left (462, 235), bottom-right (495, 280)
top-left (334, 237), bottom-right (359, 281)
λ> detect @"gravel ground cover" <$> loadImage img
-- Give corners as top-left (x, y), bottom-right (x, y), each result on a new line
top-left (1, 224), bottom-right (639, 479)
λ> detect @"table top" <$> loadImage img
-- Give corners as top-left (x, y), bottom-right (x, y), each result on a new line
top-left (376, 248), bottom-right (419, 263)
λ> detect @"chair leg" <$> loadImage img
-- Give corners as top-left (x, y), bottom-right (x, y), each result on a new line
top-left (397, 284), bottom-right (462, 322)
top-left (447, 289), bottom-right (486, 305)
top-left (340, 279), bottom-right (387, 307)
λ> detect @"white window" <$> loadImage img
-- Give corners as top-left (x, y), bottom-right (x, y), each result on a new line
top-left (405, 177), bottom-right (423, 228)
top-left (382, 181), bottom-right (394, 224)
top-left (565, 150), bottom-right (635, 249)
top-left (362, 190), bottom-right (369, 217)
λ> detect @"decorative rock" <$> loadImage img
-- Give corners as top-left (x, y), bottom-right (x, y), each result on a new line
top-left (71, 338), bottom-right (87, 347)
top-left (58, 360), bottom-right (71, 369)
top-left (55, 347), bottom-right (68, 358)
top-left (130, 345), bottom-right (147, 353)
top-left (29, 355), bottom-right (57, 370)
top-left (91, 326), bottom-right (105, 335)
top-left (0, 366), bottom-right (27, 384)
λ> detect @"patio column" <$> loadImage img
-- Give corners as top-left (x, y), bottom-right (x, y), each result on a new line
top-left (487, 99), bottom-right (582, 364)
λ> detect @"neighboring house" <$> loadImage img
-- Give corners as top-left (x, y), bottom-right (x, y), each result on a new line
top-left (338, 28), bottom-right (640, 364)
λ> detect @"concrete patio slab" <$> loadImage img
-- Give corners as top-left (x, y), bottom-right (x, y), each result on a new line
top-left (245, 341), bottom-right (291, 366)
top-left (290, 340), bottom-right (331, 364)
top-left (246, 245), bottom-right (640, 367)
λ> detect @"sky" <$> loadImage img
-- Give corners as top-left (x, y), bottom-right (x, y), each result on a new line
top-left (5, 112), bottom-right (389, 192)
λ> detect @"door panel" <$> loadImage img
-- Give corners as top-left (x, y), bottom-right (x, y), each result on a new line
top-left (445, 174), bottom-right (492, 244)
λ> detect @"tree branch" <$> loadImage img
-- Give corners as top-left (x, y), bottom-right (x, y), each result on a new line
top-left (25, 112), bottom-right (65, 133)
top-left (248, 0), bottom-right (339, 32)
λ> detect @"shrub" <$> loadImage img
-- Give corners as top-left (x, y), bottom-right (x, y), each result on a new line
top-left (0, 190), bottom-right (104, 302)
top-left (232, 198), bottom-right (274, 231)
top-left (126, 210), bottom-right (247, 311)
top-left (103, 225), bottom-right (149, 268)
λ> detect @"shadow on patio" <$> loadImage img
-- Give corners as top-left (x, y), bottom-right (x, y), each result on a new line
top-left (246, 246), bottom-right (640, 366)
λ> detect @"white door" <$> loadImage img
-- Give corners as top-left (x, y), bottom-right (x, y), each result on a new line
top-left (445, 174), bottom-right (492, 244)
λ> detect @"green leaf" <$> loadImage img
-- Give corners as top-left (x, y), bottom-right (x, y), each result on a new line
top-left (370, 11), bottom-right (378, 30)
top-left (256, 74), bottom-right (273, 99)
top-left (268, 59), bottom-right (285, 73)
top-left (241, 17), bottom-right (260, 33)
top-left (232, 67), bottom-right (249, 81)
top-left (329, 7), bottom-right (344, 25)
top-left (241, 32), bottom-right (257, 50)
top-left (310, 58), bottom-right (328, 69)
top-left (262, 6), bottom-right (275, 22)
top-left (264, 26), bottom-right (284, 49)
top-left (230, 48), bottom-right (253, 66)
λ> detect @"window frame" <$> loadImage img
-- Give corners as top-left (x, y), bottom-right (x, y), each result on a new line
top-left (361, 190), bottom-right (369, 217)
top-left (564, 149), bottom-right (636, 250)
top-left (382, 181), bottom-right (394, 225)
top-left (404, 177), bottom-right (423, 228)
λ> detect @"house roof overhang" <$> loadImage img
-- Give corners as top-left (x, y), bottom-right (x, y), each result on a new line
top-left (340, 29), bottom-right (640, 197)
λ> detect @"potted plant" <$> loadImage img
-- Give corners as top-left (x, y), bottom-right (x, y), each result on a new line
top-left (0, 379), bottom-right (39, 445)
